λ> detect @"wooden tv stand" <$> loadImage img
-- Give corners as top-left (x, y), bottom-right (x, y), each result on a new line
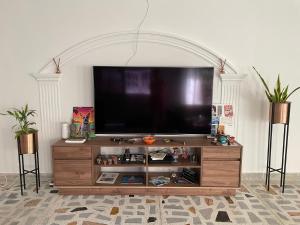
top-left (52, 137), bottom-right (242, 195)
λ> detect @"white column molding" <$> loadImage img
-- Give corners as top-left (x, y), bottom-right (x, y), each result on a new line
top-left (32, 73), bottom-right (62, 172)
top-left (220, 74), bottom-right (247, 137)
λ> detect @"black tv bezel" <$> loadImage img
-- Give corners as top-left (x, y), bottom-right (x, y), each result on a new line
top-left (93, 66), bottom-right (214, 136)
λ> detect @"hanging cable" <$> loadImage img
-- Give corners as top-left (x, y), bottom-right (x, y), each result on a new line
top-left (0, 175), bottom-right (19, 190)
top-left (0, 175), bottom-right (8, 190)
top-left (125, 0), bottom-right (150, 66)
top-left (0, 175), bottom-right (7, 188)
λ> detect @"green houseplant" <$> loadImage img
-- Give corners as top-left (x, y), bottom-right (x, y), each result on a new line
top-left (1, 104), bottom-right (38, 154)
top-left (253, 66), bottom-right (300, 103)
top-left (253, 66), bottom-right (300, 123)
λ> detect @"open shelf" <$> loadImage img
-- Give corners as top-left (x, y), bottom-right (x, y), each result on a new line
top-left (95, 172), bottom-right (146, 187)
top-left (95, 163), bottom-right (146, 168)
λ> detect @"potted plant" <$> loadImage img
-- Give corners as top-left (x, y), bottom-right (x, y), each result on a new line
top-left (1, 104), bottom-right (38, 154)
top-left (253, 67), bottom-right (300, 124)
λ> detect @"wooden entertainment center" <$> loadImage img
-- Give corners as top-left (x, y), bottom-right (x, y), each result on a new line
top-left (52, 137), bottom-right (242, 195)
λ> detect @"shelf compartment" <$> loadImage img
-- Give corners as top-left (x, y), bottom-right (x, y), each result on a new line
top-left (95, 172), bottom-right (146, 187)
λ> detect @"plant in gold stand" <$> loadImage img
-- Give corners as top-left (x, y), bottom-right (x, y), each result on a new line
top-left (253, 67), bottom-right (300, 123)
top-left (1, 104), bottom-right (38, 154)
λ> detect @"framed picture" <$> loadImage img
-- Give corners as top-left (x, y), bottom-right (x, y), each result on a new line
top-left (71, 107), bottom-right (95, 138)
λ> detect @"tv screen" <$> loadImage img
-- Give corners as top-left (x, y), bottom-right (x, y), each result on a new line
top-left (93, 66), bottom-right (213, 135)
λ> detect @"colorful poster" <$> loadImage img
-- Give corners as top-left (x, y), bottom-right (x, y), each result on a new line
top-left (72, 107), bottom-right (95, 138)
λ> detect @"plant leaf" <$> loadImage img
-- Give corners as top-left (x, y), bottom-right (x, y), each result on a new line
top-left (276, 74), bottom-right (281, 96)
top-left (253, 66), bottom-right (272, 96)
top-left (265, 91), bottom-right (272, 102)
top-left (286, 87), bottom-right (300, 100)
top-left (274, 88), bottom-right (280, 102)
top-left (281, 85), bottom-right (289, 102)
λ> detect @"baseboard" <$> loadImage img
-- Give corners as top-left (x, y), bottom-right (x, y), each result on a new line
top-left (242, 172), bottom-right (300, 183)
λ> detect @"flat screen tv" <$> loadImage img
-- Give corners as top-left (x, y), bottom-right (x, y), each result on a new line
top-left (93, 66), bottom-right (214, 135)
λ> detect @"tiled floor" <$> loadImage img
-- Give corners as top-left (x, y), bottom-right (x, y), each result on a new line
top-left (0, 175), bottom-right (300, 225)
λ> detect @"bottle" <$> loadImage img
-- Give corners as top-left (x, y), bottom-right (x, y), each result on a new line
top-left (61, 122), bottom-right (70, 139)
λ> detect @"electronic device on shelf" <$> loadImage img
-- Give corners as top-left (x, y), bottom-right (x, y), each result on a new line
top-left (94, 66), bottom-right (213, 135)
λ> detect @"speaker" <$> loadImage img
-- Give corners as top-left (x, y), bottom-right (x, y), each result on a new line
top-left (61, 122), bottom-right (70, 139)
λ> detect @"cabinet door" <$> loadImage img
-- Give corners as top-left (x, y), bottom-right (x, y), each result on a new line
top-left (54, 160), bottom-right (92, 186)
top-left (201, 161), bottom-right (240, 187)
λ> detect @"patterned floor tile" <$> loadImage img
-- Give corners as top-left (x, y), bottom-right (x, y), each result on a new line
top-left (1, 174), bottom-right (300, 224)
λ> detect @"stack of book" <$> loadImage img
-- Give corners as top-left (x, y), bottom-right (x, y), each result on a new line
top-left (65, 138), bottom-right (86, 144)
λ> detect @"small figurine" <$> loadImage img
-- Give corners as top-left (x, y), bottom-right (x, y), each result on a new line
top-left (108, 158), bottom-right (113, 165)
top-left (124, 148), bottom-right (130, 162)
top-left (219, 58), bottom-right (226, 75)
top-left (181, 148), bottom-right (189, 160)
top-left (171, 173), bottom-right (177, 183)
top-left (130, 155), bottom-right (136, 162)
top-left (53, 57), bottom-right (61, 74)
top-left (103, 159), bottom-right (107, 166)
top-left (218, 135), bottom-right (228, 145)
top-left (112, 155), bottom-right (118, 165)
top-left (172, 148), bottom-right (179, 162)
top-left (228, 136), bottom-right (235, 145)
top-left (96, 156), bottom-right (102, 165)
top-left (189, 153), bottom-right (197, 163)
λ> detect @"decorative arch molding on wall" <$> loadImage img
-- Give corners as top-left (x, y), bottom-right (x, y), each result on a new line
top-left (32, 31), bottom-right (246, 172)
top-left (35, 31), bottom-right (238, 75)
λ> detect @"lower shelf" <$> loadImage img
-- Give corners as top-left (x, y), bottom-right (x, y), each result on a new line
top-left (95, 172), bottom-right (146, 187)
top-left (94, 171), bottom-right (200, 188)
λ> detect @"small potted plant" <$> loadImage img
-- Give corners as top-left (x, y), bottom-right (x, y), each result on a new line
top-left (253, 67), bottom-right (300, 124)
top-left (1, 104), bottom-right (38, 154)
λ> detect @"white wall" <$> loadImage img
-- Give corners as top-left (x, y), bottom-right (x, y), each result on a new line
top-left (1, 0), bottom-right (300, 173)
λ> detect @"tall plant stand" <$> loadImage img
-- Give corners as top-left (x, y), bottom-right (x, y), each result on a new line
top-left (17, 145), bottom-right (40, 195)
top-left (265, 102), bottom-right (291, 193)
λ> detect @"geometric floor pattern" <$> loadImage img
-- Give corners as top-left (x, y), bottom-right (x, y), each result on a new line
top-left (1, 175), bottom-right (300, 225)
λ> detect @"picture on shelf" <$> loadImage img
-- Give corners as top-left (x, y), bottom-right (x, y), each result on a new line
top-left (71, 107), bottom-right (95, 138)
top-left (96, 173), bottom-right (119, 184)
top-left (211, 104), bottom-right (234, 136)
top-left (211, 116), bottom-right (219, 125)
top-left (224, 104), bottom-right (233, 117)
